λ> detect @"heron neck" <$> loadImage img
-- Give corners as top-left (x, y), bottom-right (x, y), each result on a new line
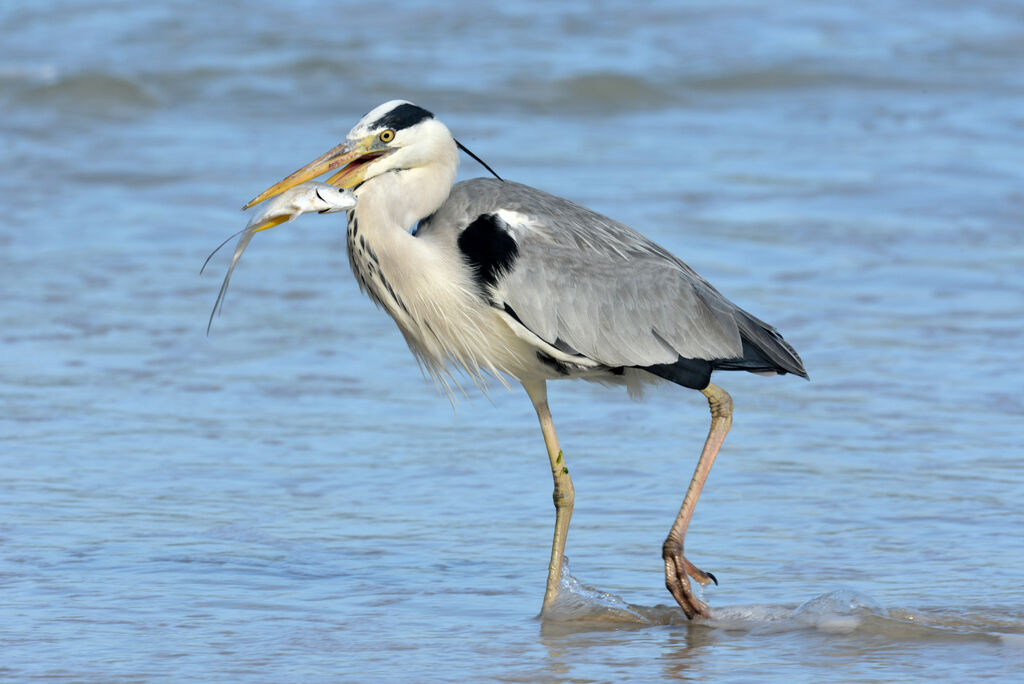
top-left (354, 162), bottom-right (456, 234)
top-left (344, 159), bottom-right (512, 386)
top-left (346, 163), bottom-right (456, 320)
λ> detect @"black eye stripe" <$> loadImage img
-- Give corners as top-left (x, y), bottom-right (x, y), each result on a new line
top-left (371, 103), bottom-right (433, 131)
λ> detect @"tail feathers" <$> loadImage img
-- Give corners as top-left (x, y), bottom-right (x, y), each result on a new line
top-left (638, 313), bottom-right (807, 391)
top-left (719, 313), bottom-right (807, 379)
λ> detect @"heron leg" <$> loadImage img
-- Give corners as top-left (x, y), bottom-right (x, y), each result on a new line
top-left (663, 382), bottom-right (733, 619)
top-left (522, 379), bottom-right (575, 615)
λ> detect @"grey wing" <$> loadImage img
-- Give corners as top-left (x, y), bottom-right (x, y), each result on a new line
top-left (423, 178), bottom-right (805, 377)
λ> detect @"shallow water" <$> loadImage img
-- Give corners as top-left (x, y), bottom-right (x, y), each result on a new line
top-left (2, 0), bottom-right (1023, 681)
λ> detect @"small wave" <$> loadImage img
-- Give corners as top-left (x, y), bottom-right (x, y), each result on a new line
top-left (540, 557), bottom-right (652, 623)
top-left (505, 72), bottom-right (680, 114)
top-left (0, 62), bottom-right (60, 85)
top-left (555, 73), bottom-right (678, 108)
top-left (684, 65), bottom-right (920, 93)
top-left (541, 557), bottom-right (1020, 644)
top-left (22, 71), bottom-right (160, 118)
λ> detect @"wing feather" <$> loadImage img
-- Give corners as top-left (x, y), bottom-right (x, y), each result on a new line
top-left (418, 179), bottom-right (783, 371)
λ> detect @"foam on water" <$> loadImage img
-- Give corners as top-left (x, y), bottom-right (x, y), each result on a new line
top-left (540, 557), bottom-right (653, 623)
top-left (543, 557), bottom-right (1021, 646)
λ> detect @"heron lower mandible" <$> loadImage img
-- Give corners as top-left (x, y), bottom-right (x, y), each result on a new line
top-left (234, 100), bottom-right (807, 619)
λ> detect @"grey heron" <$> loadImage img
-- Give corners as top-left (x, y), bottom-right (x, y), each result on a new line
top-left (236, 100), bottom-right (807, 620)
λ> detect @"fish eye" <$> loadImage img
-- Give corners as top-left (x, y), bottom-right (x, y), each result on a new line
top-left (379, 129), bottom-right (395, 143)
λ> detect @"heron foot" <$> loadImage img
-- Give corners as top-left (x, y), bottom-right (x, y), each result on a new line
top-left (663, 543), bottom-right (715, 619)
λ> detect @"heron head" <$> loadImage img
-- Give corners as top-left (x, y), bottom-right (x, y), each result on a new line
top-left (243, 100), bottom-right (457, 210)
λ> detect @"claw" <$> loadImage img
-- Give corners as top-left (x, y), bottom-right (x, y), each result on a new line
top-left (683, 557), bottom-right (717, 586)
top-left (663, 549), bottom-right (713, 619)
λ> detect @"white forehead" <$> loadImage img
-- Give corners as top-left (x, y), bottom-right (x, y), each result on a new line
top-left (348, 98), bottom-right (415, 137)
top-left (347, 100), bottom-right (433, 139)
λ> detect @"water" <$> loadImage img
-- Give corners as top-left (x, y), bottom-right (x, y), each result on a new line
top-left (2, 0), bottom-right (1023, 680)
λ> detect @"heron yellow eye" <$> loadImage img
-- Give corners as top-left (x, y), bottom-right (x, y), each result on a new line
top-left (379, 129), bottom-right (395, 143)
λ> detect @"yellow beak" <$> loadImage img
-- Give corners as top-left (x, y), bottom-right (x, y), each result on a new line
top-left (242, 135), bottom-right (388, 210)
top-left (249, 215), bottom-right (291, 233)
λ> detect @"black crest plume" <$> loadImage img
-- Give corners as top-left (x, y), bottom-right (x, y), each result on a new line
top-left (455, 140), bottom-right (503, 181)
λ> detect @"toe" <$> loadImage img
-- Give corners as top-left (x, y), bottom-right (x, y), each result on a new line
top-left (664, 555), bottom-right (712, 619)
top-left (683, 557), bottom-right (718, 586)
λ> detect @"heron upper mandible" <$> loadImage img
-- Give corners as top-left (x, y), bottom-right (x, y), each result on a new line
top-left (238, 100), bottom-right (807, 619)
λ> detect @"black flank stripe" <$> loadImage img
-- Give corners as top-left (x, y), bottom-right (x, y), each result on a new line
top-left (642, 358), bottom-right (714, 391)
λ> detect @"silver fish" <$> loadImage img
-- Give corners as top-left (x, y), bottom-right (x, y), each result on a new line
top-left (203, 182), bottom-right (357, 333)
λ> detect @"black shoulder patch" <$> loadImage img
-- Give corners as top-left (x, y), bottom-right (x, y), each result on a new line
top-left (372, 103), bottom-right (434, 131)
top-left (457, 214), bottom-right (519, 290)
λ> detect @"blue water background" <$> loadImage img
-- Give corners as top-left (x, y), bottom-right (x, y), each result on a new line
top-left (2, 1), bottom-right (1022, 680)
